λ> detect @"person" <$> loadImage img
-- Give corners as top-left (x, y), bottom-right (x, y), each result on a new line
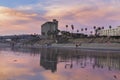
top-left (76, 44), bottom-right (78, 48)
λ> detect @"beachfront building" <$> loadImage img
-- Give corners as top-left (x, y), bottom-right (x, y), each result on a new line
top-left (98, 26), bottom-right (120, 36)
top-left (41, 19), bottom-right (58, 38)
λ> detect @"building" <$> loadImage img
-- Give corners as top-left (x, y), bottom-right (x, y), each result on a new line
top-left (98, 26), bottom-right (120, 36)
top-left (41, 19), bottom-right (58, 38)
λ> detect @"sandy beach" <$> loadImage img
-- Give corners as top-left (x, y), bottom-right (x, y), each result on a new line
top-left (1, 42), bottom-right (119, 51)
top-left (51, 43), bottom-right (120, 51)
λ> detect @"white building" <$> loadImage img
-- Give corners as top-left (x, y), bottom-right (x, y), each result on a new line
top-left (41, 19), bottom-right (58, 38)
top-left (98, 26), bottom-right (120, 36)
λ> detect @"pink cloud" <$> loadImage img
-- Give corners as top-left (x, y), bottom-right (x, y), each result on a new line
top-left (1, 0), bottom-right (120, 35)
top-left (47, 5), bottom-right (120, 33)
top-left (0, 6), bottom-right (45, 35)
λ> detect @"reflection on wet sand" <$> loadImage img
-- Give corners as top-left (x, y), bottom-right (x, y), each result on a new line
top-left (40, 48), bottom-right (120, 72)
top-left (0, 48), bottom-right (43, 80)
top-left (0, 47), bottom-right (120, 80)
top-left (40, 48), bottom-right (58, 73)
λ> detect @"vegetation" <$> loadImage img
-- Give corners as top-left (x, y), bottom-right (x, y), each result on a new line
top-left (0, 24), bottom-right (119, 45)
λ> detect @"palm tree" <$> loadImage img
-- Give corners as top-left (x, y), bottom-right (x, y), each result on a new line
top-left (81, 28), bottom-right (84, 32)
top-left (85, 28), bottom-right (87, 35)
top-left (102, 26), bottom-right (104, 30)
top-left (109, 25), bottom-right (112, 36)
top-left (77, 29), bottom-right (79, 33)
top-left (90, 31), bottom-right (93, 35)
top-left (85, 28), bottom-right (87, 31)
top-left (93, 26), bottom-right (96, 30)
top-left (71, 25), bottom-right (74, 33)
top-left (96, 27), bottom-right (101, 36)
top-left (66, 25), bottom-right (68, 31)
top-left (98, 27), bottom-right (101, 30)
top-left (109, 25), bottom-right (112, 29)
top-left (71, 25), bottom-right (74, 37)
top-left (93, 26), bottom-right (97, 36)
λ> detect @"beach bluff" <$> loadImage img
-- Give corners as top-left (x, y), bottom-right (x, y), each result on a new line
top-left (0, 19), bottom-right (120, 51)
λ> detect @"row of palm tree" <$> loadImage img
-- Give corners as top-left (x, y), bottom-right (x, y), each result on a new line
top-left (65, 25), bottom-right (112, 36)
top-left (66, 25), bottom-right (91, 35)
top-left (66, 25), bottom-right (88, 33)
top-left (93, 25), bottom-right (112, 36)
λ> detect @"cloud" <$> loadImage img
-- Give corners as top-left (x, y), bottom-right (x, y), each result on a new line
top-left (1, 0), bottom-right (120, 35)
top-left (0, 6), bottom-right (46, 35)
top-left (42, 0), bottom-right (120, 31)
top-left (0, 6), bottom-right (37, 20)
top-left (0, 51), bottom-right (44, 80)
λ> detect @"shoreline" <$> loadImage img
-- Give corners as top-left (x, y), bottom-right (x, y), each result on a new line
top-left (0, 42), bottom-right (120, 52)
top-left (51, 43), bottom-right (120, 51)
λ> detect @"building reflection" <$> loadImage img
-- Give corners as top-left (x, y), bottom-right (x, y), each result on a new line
top-left (93, 54), bottom-right (120, 70)
top-left (4, 47), bottom-right (120, 72)
top-left (40, 48), bottom-right (120, 72)
top-left (40, 48), bottom-right (58, 73)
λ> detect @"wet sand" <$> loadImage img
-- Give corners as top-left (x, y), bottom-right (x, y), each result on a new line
top-left (0, 42), bottom-right (120, 51)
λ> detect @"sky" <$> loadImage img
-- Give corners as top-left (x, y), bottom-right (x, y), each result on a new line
top-left (0, 0), bottom-right (120, 35)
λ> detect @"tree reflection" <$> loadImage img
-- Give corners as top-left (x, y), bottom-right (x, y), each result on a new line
top-left (8, 47), bottom-right (120, 72)
top-left (40, 48), bottom-right (120, 72)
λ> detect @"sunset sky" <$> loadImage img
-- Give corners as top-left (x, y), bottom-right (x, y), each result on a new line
top-left (0, 0), bottom-right (120, 35)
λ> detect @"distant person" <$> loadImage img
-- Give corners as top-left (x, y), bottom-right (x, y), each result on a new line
top-left (76, 44), bottom-right (78, 48)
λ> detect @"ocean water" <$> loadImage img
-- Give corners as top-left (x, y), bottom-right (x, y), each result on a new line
top-left (0, 47), bottom-right (120, 80)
